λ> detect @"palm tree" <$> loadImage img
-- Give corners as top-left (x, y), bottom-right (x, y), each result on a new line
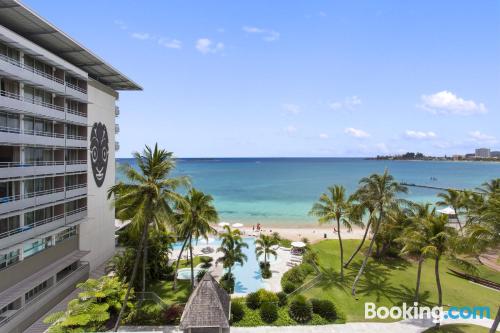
top-left (173, 188), bottom-right (218, 289)
top-left (255, 234), bottom-right (278, 265)
top-left (108, 144), bottom-right (188, 331)
top-left (436, 189), bottom-right (464, 233)
top-left (344, 193), bottom-right (372, 268)
top-left (216, 225), bottom-right (248, 292)
top-left (309, 185), bottom-right (358, 279)
top-left (396, 203), bottom-right (435, 302)
top-left (351, 170), bottom-right (407, 296)
top-left (420, 214), bottom-right (457, 328)
top-left (477, 178), bottom-right (500, 195)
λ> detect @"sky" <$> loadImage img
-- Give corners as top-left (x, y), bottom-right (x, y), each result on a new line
top-left (25, 0), bottom-right (500, 157)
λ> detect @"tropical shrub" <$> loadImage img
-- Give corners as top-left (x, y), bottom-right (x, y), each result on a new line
top-left (246, 291), bottom-right (260, 309)
top-left (220, 272), bottom-right (235, 294)
top-left (289, 295), bottom-right (313, 323)
top-left (258, 289), bottom-right (278, 305)
top-left (316, 300), bottom-right (337, 320)
top-left (127, 303), bottom-right (164, 325)
top-left (196, 269), bottom-right (208, 282)
top-left (282, 281), bottom-right (297, 294)
top-left (310, 298), bottom-right (321, 314)
top-left (260, 302), bottom-right (278, 323)
top-left (200, 256), bottom-right (213, 269)
top-left (282, 265), bottom-right (306, 285)
top-left (276, 291), bottom-right (287, 307)
top-left (231, 301), bottom-right (245, 322)
top-left (164, 304), bottom-right (184, 324)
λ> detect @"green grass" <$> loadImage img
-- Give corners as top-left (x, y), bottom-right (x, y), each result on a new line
top-left (301, 240), bottom-right (500, 322)
top-left (177, 255), bottom-right (211, 268)
top-left (148, 279), bottom-right (191, 306)
top-left (423, 324), bottom-right (490, 333)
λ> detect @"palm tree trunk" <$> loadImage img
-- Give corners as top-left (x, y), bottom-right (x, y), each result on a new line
top-left (434, 256), bottom-right (442, 328)
top-left (113, 218), bottom-right (148, 332)
top-left (454, 206), bottom-right (463, 234)
top-left (345, 219), bottom-right (372, 268)
top-left (172, 237), bottom-right (189, 290)
top-left (415, 254), bottom-right (424, 303)
top-left (142, 226), bottom-right (148, 293)
top-left (352, 213), bottom-right (382, 296)
top-left (189, 235), bottom-right (194, 288)
top-left (490, 306), bottom-right (500, 333)
top-left (337, 219), bottom-right (344, 280)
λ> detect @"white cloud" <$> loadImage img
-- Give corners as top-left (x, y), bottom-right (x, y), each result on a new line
top-left (158, 38), bottom-right (182, 49)
top-left (242, 26), bottom-right (280, 42)
top-left (468, 131), bottom-right (496, 142)
top-left (405, 130), bottom-right (437, 140)
top-left (131, 32), bottom-right (152, 40)
top-left (345, 127), bottom-right (370, 138)
top-left (196, 38), bottom-right (224, 54)
top-left (329, 96), bottom-right (362, 110)
top-left (318, 11), bottom-right (327, 17)
top-left (114, 20), bottom-right (127, 30)
top-left (284, 125), bottom-right (297, 135)
top-left (282, 103), bottom-right (300, 115)
top-left (319, 133), bottom-right (329, 139)
top-left (420, 91), bottom-right (487, 115)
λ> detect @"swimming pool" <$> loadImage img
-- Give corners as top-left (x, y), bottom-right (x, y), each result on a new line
top-left (177, 267), bottom-right (204, 280)
top-left (172, 237), bottom-right (278, 293)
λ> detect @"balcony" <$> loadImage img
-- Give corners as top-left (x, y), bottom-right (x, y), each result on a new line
top-left (65, 82), bottom-right (87, 102)
top-left (115, 105), bottom-right (120, 117)
top-left (0, 160), bottom-right (65, 178)
top-left (65, 108), bottom-right (87, 125)
top-left (65, 133), bottom-right (87, 148)
top-left (115, 141), bottom-right (120, 151)
top-left (0, 90), bottom-right (66, 122)
top-left (0, 187), bottom-right (65, 215)
top-left (65, 160), bottom-right (87, 173)
top-left (0, 54), bottom-right (66, 95)
top-left (0, 213), bottom-right (66, 250)
top-left (65, 206), bottom-right (87, 224)
top-left (0, 259), bottom-right (89, 332)
top-left (115, 123), bottom-right (120, 134)
top-left (65, 183), bottom-right (87, 199)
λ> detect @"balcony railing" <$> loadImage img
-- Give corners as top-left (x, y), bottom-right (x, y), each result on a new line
top-left (0, 53), bottom-right (65, 86)
top-left (66, 108), bottom-right (87, 118)
top-left (115, 106), bottom-right (120, 117)
top-left (66, 134), bottom-right (86, 141)
top-left (0, 185), bottom-right (86, 205)
top-left (23, 129), bottom-right (65, 139)
top-left (65, 160), bottom-right (87, 165)
top-left (0, 126), bottom-right (84, 141)
top-left (0, 160), bottom-right (66, 168)
top-left (0, 125), bottom-right (21, 134)
top-left (0, 90), bottom-right (64, 112)
top-left (66, 206), bottom-right (87, 216)
top-left (0, 213), bottom-right (65, 240)
top-left (65, 81), bottom-right (87, 94)
top-left (23, 186), bottom-right (65, 199)
top-left (65, 183), bottom-right (87, 191)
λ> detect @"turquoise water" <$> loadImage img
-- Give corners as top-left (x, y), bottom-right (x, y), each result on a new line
top-left (116, 158), bottom-right (500, 226)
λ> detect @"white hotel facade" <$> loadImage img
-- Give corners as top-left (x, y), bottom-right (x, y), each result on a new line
top-left (0, 1), bottom-right (141, 332)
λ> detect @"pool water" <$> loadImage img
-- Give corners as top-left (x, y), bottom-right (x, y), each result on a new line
top-left (172, 237), bottom-right (278, 293)
top-left (177, 267), bottom-right (204, 280)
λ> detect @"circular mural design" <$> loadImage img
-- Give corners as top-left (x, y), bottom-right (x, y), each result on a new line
top-left (90, 122), bottom-right (109, 187)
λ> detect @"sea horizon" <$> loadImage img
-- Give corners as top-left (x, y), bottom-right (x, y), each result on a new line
top-left (116, 157), bottom-right (500, 227)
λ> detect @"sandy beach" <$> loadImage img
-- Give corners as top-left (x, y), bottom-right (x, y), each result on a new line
top-left (222, 225), bottom-right (367, 243)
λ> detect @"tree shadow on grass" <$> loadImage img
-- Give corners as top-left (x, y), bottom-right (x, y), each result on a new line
top-left (316, 267), bottom-right (350, 294)
top-left (389, 284), bottom-right (433, 307)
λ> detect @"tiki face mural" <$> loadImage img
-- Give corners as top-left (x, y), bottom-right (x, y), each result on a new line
top-left (90, 122), bottom-right (109, 187)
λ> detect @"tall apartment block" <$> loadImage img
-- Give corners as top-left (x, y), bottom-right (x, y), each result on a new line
top-left (0, 1), bottom-right (141, 332)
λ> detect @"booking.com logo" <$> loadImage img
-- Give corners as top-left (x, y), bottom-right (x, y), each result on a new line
top-left (365, 302), bottom-right (491, 323)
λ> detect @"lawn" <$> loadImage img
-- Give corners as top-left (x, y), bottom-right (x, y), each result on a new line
top-left (148, 279), bottom-right (191, 306)
top-left (301, 240), bottom-right (500, 322)
top-left (423, 324), bottom-right (490, 333)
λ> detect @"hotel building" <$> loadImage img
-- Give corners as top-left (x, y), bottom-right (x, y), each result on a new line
top-left (0, 1), bottom-right (141, 332)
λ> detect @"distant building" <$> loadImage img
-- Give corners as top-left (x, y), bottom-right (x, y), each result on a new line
top-left (465, 153), bottom-right (475, 159)
top-left (475, 148), bottom-right (491, 158)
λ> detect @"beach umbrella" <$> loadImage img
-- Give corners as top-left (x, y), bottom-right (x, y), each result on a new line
top-left (437, 207), bottom-right (456, 215)
top-left (270, 244), bottom-right (280, 250)
top-left (232, 223), bottom-right (244, 228)
top-left (291, 241), bottom-right (306, 248)
top-left (218, 222), bottom-right (230, 227)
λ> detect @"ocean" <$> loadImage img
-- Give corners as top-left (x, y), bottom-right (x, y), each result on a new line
top-left (116, 158), bottom-right (500, 226)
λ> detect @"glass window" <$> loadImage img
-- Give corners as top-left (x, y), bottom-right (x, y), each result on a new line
top-left (0, 216), bottom-right (20, 234)
top-left (55, 226), bottom-right (77, 244)
top-left (25, 279), bottom-right (51, 303)
top-left (0, 249), bottom-right (20, 270)
top-left (23, 236), bottom-right (52, 258)
top-left (24, 116), bottom-right (34, 133)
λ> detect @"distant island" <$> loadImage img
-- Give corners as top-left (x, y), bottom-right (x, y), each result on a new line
top-left (369, 151), bottom-right (500, 162)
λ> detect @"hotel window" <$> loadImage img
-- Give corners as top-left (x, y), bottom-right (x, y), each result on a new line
top-left (24, 55), bottom-right (52, 76)
top-left (55, 226), bottom-right (77, 244)
top-left (0, 78), bottom-right (20, 95)
top-left (0, 249), bottom-right (20, 270)
top-left (23, 236), bottom-right (53, 258)
top-left (24, 206), bottom-right (54, 227)
top-left (0, 112), bottom-right (20, 132)
top-left (0, 215), bottom-right (20, 236)
top-left (0, 42), bottom-right (20, 61)
top-left (56, 261), bottom-right (78, 282)
top-left (24, 177), bottom-right (53, 196)
top-left (25, 279), bottom-right (52, 304)
top-left (24, 148), bottom-right (53, 164)
top-left (23, 116), bottom-right (53, 135)
top-left (24, 86), bottom-right (52, 105)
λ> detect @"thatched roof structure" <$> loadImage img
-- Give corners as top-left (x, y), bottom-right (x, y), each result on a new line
top-left (179, 272), bottom-right (230, 330)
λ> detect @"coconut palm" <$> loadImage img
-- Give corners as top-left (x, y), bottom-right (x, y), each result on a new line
top-left (255, 234), bottom-right (278, 265)
top-left (351, 170), bottom-right (407, 296)
top-left (309, 185), bottom-right (359, 279)
top-left (420, 214), bottom-right (457, 328)
top-left (108, 144), bottom-right (188, 331)
top-left (396, 203), bottom-right (435, 302)
top-left (436, 189), bottom-right (464, 233)
top-left (216, 225), bottom-right (248, 290)
top-left (344, 192), bottom-right (372, 268)
top-left (173, 188), bottom-right (218, 289)
top-left (477, 178), bottom-right (500, 195)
